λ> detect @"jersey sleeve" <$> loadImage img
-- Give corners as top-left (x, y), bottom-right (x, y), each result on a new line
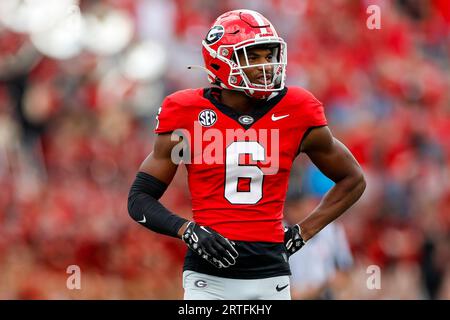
top-left (154, 96), bottom-right (183, 134)
top-left (300, 90), bottom-right (328, 128)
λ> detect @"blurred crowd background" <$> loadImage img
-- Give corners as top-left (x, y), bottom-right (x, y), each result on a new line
top-left (0, 0), bottom-right (449, 299)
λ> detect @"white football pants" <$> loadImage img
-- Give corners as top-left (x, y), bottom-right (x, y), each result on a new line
top-left (183, 270), bottom-right (291, 300)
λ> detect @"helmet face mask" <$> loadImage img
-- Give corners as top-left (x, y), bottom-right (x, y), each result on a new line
top-left (229, 40), bottom-right (287, 93)
top-left (202, 10), bottom-right (287, 99)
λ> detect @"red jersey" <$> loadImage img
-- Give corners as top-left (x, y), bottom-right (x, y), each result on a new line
top-left (154, 86), bottom-right (327, 243)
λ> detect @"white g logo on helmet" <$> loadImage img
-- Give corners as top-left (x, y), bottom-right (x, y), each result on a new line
top-left (205, 25), bottom-right (224, 45)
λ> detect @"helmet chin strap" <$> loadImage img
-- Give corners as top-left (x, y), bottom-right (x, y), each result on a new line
top-left (243, 88), bottom-right (279, 100)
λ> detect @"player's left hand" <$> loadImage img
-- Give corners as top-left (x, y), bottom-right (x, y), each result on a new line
top-left (284, 224), bottom-right (305, 256)
top-left (182, 222), bottom-right (239, 268)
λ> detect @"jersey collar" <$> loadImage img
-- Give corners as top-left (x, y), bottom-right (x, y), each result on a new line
top-left (203, 87), bottom-right (288, 129)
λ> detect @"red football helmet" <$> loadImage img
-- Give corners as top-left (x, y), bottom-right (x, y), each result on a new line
top-left (202, 9), bottom-right (287, 99)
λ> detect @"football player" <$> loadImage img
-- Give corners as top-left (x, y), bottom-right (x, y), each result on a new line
top-left (128, 9), bottom-right (366, 300)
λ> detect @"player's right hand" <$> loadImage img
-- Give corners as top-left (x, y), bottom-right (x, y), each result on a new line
top-left (284, 224), bottom-right (306, 256)
top-left (182, 222), bottom-right (239, 268)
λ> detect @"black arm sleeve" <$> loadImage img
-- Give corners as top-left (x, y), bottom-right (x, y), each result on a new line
top-left (127, 172), bottom-right (188, 239)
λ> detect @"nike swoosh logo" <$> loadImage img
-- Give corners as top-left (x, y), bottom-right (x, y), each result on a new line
top-left (138, 215), bottom-right (146, 223)
top-left (271, 114), bottom-right (289, 121)
top-left (276, 284), bottom-right (289, 292)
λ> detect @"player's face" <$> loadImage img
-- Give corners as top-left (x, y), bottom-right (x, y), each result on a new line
top-left (237, 47), bottom-right (274, 86)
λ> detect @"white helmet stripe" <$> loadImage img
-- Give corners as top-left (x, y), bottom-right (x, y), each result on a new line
top-left (242, 10), bottom-right (268, 34)
top-left (269, 23), bottom-right (278, 37)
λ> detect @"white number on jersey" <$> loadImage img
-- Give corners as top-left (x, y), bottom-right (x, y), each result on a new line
top-left (224, 141), bottom-right (265, 204)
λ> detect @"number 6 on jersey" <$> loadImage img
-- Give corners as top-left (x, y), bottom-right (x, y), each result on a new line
top-left (224, 141), bottom-right (265, 204)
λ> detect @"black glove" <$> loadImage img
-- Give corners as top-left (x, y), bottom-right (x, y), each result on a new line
top-left (284, 224), bottom-right (306, 256)
top-left (182, 222), bottom-right (239, 268)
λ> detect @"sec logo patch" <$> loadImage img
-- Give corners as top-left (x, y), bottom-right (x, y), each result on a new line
top-left (198, 109), bottom-right (217, 127)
